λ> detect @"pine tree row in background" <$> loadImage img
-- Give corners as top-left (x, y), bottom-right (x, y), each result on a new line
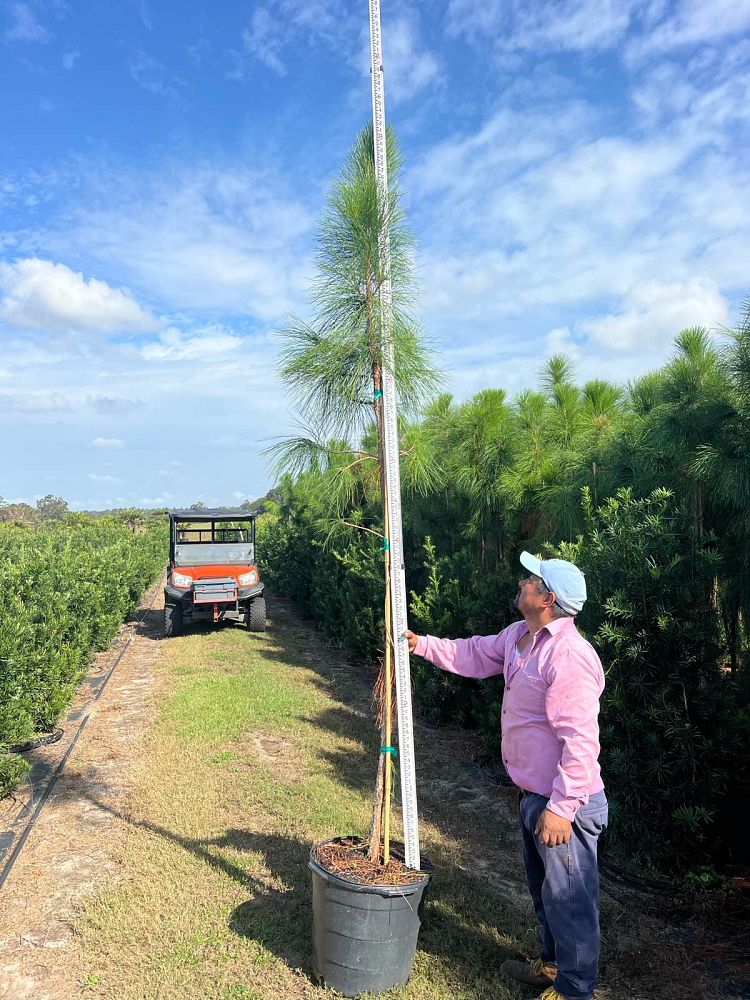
top-left (260, 306), bottom-right (750, 873)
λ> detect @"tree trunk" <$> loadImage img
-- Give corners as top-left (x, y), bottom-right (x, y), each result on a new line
top-left (367, 307), bottom-right (390, 860)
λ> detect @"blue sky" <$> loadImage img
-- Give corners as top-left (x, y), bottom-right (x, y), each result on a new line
top-left (1, 0), bottom-right (749, 510)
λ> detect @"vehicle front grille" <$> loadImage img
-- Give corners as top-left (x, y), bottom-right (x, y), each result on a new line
top-left (192, 577), bottom-right (238, 604)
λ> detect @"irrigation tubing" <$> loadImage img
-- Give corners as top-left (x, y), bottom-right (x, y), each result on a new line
top-left (10, 729), bottom-right (64, 753)
top-left (463, 754), bottom-right (672, 895)
top-left (0, 571), bottom-right (165, 893)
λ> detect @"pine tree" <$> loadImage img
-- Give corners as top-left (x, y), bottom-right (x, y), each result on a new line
top-left (270, 124), bottom-right (441, 861)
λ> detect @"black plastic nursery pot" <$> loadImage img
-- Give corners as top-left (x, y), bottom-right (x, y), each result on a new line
top-left (309, 838), bottom-right (431, 998)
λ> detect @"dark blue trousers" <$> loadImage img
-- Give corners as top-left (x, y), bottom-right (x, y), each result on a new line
top-left (519, 791), bottom-right (608, 1000)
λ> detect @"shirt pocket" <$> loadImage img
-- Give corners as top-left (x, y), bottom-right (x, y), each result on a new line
top-left (509, 664), bottom-right (547, 713)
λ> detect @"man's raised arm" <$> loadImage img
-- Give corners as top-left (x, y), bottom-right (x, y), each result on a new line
top-left (405, 628), bottom-right (508, 679)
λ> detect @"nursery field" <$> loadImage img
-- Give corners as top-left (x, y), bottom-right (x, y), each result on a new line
top-left (2, 591), bottom-right (745, 1000)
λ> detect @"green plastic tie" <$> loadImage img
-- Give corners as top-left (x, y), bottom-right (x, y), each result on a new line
top-left (373, 388), bottom-right (383, 399)
top-left (379, 539), bottom-right (390, 551)
top-left (380, 745), bottom-right (397, 756)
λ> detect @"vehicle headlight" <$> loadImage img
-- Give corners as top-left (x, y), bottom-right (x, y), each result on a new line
top-left (171, 570), bottom-right (192, 588)
top-left (238, 569), bottom-right (258, 586)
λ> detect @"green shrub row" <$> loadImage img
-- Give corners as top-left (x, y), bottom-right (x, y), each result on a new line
top-left (259, 316), bottom-right (750, 873)
top-left (0, 515), bottom-right (167, 796)
top-left (259, 485), bottom-right (749, 874)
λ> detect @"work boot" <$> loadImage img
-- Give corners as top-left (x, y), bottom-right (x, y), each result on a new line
top-left (499, 957), bottom-right (556, 987)
top-left (535, 989), bottom-right (588, 1000)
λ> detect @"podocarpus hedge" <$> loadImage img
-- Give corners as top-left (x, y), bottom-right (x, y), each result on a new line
top-left (259, 484), bottom-right (750, 874)
top-left (0, 515), bottom-right (167, 796)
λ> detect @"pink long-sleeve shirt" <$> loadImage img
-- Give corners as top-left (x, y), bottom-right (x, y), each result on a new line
top-left (414, 617), bottom-right (605, 822)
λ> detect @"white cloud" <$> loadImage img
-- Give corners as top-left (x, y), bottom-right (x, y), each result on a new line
top-left (0, 391), bottom-right (71, 413)
top-left (187, 36), bottom-right (209, 67)
top-left (62, 49), bottom-right (79, 70)
top-left (137, 1), bottom-right (153, 32)
top-left (446, 0), bottom-right (750, 70)
top-left (379, 16), bottom-right (439, 103)
top-left (0, 258), bottom-right (157, 333)
top-left (409, 70), bottom-right (750, 337)
top-left (344, 8), bottom-right (439, 105)
top-left (446, 0), bottom-right (636, 54)
top-left (138, 492), bottom-right (175, 506)
top-left (515, 279), bottom-right (734, 390)
top-left (627, 0), bottom-right (750, 61)
top-left (241, 0), bottom-right (354, 75)
top-left (242, 7), bottom-right (288, 74)
top-left (581, 278), bottom-right (729, 351)
top-left (41, 162), bottom-right (315, 320)
top-left (87, 395), bottom-right (142, 414)
top-left (239, 0), bottom-right (439, 102)
top-left (630, 45), bottom-right (750, 135)
top-left (3, 2), bottom-right (50, 43)
top-left (141, 325), bottom-right (244, 361)
top-left (91, 436), bottom-right (124, 449)
top-left (545, 326), bottom-right (580, 357)
top-left (128, 50), bottom-right (184, 99)
top-left (87, 472), bottom-right (121, 484)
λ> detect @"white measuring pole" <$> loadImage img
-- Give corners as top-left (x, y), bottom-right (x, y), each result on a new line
top-left (368, 0), bottom-right (420, 871)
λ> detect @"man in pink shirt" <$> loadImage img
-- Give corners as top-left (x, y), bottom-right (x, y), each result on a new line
top-left (406, 551), bottom-right (607, 1000)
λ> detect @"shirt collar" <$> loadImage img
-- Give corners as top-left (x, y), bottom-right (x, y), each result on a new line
top-left (542, 616), bottom-right (577, 636)
top-left (518, 616), bottom-right (576, 640)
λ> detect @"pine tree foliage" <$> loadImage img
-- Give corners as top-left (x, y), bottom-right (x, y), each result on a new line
top-left (272, 124), bottom-right (441, 457)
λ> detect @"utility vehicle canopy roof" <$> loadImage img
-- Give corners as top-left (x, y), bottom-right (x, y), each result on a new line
top-left (168, 508), bottom-right (259, 521)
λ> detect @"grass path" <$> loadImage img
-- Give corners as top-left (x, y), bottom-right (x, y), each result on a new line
top-left (77, 596), bottom-right (725, 1000)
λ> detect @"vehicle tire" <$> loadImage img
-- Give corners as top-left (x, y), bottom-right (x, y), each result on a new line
top-left (164, 602), bottom-right (184, 638)
top-left (245, 596), bottom-right (266, 632)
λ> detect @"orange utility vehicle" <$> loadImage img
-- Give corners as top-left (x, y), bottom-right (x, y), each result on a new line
top-left (163, 508), bottom-right (266, 637)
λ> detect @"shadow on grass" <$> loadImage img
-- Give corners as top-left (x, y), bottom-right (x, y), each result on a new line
top-left (80, 792), bottom-right (314, 971)
top-left (125, 606), bottom-right (167, 643)
top-left (80, 790), bottom-right (527, 995)
top-left (254, 602), bottom-right (520, 847)
top-left (299, 705), bottom-right (371, 748)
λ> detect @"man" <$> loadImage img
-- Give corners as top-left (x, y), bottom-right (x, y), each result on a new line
top-left (406, 551), bottom-right (607, 1000)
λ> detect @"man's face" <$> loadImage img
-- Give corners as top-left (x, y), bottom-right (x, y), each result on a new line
top-left (514, 573), bottom-right (548, 615)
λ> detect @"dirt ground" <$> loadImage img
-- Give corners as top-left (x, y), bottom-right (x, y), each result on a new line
top-left (0, 586), bottom-right (748, 1000)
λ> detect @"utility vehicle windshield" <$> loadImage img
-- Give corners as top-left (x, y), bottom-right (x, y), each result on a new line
top-left (172, 519), bottom-right (255, 566)
top-left (177, 524), bottom-right (250, 543)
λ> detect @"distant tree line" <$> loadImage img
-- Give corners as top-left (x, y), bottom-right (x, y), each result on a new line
top-left (0, 493), bottom-right (70, 524)
top-left (0, 491), bottom-right (284, 526)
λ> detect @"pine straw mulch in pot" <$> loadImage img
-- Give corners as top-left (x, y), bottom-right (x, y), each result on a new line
top-left (312, 836), bottom-right (431, 886)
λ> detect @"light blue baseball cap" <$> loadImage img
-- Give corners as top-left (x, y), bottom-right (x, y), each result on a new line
top-left (519, 551), bottom-right (587, 615)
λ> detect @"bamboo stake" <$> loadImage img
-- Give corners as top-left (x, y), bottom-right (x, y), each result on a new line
top-left (383, 503), bottom-right (393, 865)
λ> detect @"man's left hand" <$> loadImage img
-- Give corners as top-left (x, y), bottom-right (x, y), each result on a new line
top-left (534, 809), bottom-right (572, 847)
